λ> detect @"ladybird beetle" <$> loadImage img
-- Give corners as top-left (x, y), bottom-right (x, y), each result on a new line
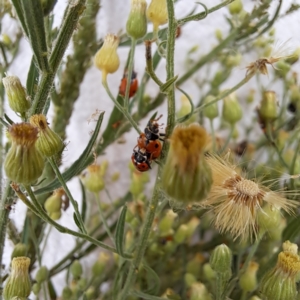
top-left (119, 70), bottom-right (138, 98)
top-left (144, 114), bottom-right (165, 141)
top-left (137, 133), bottom-right (162, 160)
top-left (131, 148), bottom-right (152, 172)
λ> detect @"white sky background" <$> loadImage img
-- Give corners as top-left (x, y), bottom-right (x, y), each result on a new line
top-left (2, 0), bottom-right (300, 296)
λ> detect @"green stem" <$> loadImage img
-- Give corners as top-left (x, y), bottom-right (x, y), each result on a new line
top-left (117, 1), bottom-right (177, 299)
top-left (210, 119), bottom-right (216, 152)
top-left (102, 79), bottom-right (142, 134)
top-left (94, 193), bottom-right (115, 245)
top-left (124, 39), bottom-right (137, 109)
top-left (216, 273), bottom-right (225, 300)
top-left (48, 157), bottom-right (87, 234)
top-left (30, 0), bottom-right (87, 115)
top-left (219, 125), bottom-right (235, 155)
top-left (15, 184), bottom-right (130, 257)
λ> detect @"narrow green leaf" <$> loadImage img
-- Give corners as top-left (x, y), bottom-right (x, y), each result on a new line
top-left (10, 0), bottom-right (28, 36)
top-left (115, 205), bottom-right (127, 257)
top-left (79, 181), bottom-right (87, 223)
top-left (35, 112), bottom-right (105, 195)
top-left (113, 261), bottom-right (129, 299)
top-left (26, 56), bottom-right (39, 99)
top-left (47, 279), bottom-right (57, 300)
top-left (73, 213), bottom-right (82, 232)
top-left (160, 75), bottom-right (178, 93)
top-left (282, 216), bottom-right (300, 241)
top-left (144, 264), bottom-right (161, 295)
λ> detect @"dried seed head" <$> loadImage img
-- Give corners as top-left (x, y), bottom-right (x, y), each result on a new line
top-left (203, 155), bottom-right (298, 241)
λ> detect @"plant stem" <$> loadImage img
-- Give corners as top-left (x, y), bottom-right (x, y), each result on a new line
top-left (210, 119), bottom-right (216, 152)
top-left (94, 193), bottom-right (115, 245)
top-left (219, 124), bottom-right (235, 154)
top-left (117, 1), bottom-right (177, 299)
top-left (124, 39), bottom-right (137, 109)
top-left (48, 157), bottom-right (87, 234)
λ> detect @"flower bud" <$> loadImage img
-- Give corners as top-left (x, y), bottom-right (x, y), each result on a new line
top-left (44, 189), bottom-right (64, 214)
top-left (203, 95), bottom-right (218, 120)
top-left (257, 204), bottom-right (281, 232)
top-left (203, 263), bottom-right (216, 282)
top-left (239, 261), bottom-right (259, 292)
top-left (222, 93), bottom-right (242, 125)
top-left (249, 297), bottom-right (261, 300)
top-left (283, 240), bottom-right (298, 254)
top-left (285, 47), bottom-right (300, 65)
top-left (35, 266), bottom-right (49, 283)
top-left (228, 0), bottom-right (243, 15)
top-left (92, 252), bottom-right (110, 277)
top-left (162, 124), bottom-right (212, 204)
top-left (174, 224), bottom-right (188, 244)
top-left (2, 76), bottom-right (30, 114)
top-left (80, 163), bottom-right (107, 193)
top-left (190, 282), bottom-right (212, 300)
top-left (185, 217), bottom-right (200, 238)
top-left (215, 29), bottom-right (223, 42)
top-left (177, 95), bottom-right (196, 124)
top-left (126, 0), bottom-right (147, 40)
top-left (258, 91), bottom-right (278, 122)
top-left (70, 260), bottom-right (83, 280)
top-left (84, 287), bottom-right (96, 300)
top-left (32, 282), bottom-right (41, 295)
top-left (3, 257), bottom-right (31, 300)
top-left (246, 89), bottom-right (255, 104)
top-left (209, 244), bottom-right (232, 274)
top-left (62, 286), bottom-right (73, 300)
top-left (159, 210), bottom-right (177, 234)
top-left (184, 273), bottom-right (197, 288)
top-left (129, 166), bottom-right (149, 197)
top-left (4, 123), bottom-right (45, 185)
top-left (94, 34), bottom-right (120, 82)
top-left (275, 60), bottom-right (291, 78)
top-left (30, 114), bottom-right (63, 157)
top-left (146, 0), bottom-right (168, 32)
top-left (49, 210), bottom-right (62, 220)
top-left (11, 243), bottom-right (28, 259)
top-left (260, 246), bottom-right (300, 300)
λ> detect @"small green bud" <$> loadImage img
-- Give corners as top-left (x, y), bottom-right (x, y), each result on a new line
top-left (146, 0), bottom-right (168, 32)
top-left (185, 217), bottom-right (200, 238)
top-left (11, 244), bottom-right (28, 259)
top-left (224, 53), bottom-right (242, 68)
top-left (228, 0), bottom-right (243, 14)
top-left (94, 34), bottom-right (120, 82)
top-left (3, 257), bottom-right (31, 300)
top-left (215, 29), bottom-right (223, 41)
top-left (190, 282), bottom-right (212, 300)
top-left (184, 273), bottom-right (197, 288)
top-left (2, 76), bottom-right (30, 114)
top-left (30, 114), bottom-right (63, 157)
top-left (44, 189), bottom-right (64, 214)
top-left (285, 47), bottom-right (300, 65)
top-left (35, 266), bottom-right (49, 283)
top-left (162, 124), bottom-right (212, 205)
top-left (177, 95), bottom-right (196, 124)
top-left (92, 252), bottom-right (110, 277)
top-left (70, 260), bottom-right (83, 280)
top-left (49, 210), bottom-right (62, 220)
top-left (246, 89), bottom-right (255, 104)
top-left (4, 123), bottom-right (45, 185)
top-left (1, 34), bottom-right (12, 46)
top-left (257, 204), bottom-right (281, 232)
top-left (249, 297), bottom-right (261, 300)
top-left (239, 261), bottom-right (259, 292)
top-left (258, 91), bottom-right (278, 122)
top-left (32, 282), bottom-right (41, 295)
top-left (174, 224), bottom-right (188, 244)
top-left (209, 244), bottom-right (232, 274)
top-left (222, 93), bottom-right (242, 125)
top-left (126, 0), bottom-right (147, 40)
top-left (84, 287), bottom-right (96, 300)
top-left (203, 95), bottom-right (218, 120)
top-left (62, 286), bottom-right (73, 300)
top-left (129, 170), bottom-right (149, 197)
top-left (186, 253), bottom-right (204, 277)
top-left (80, 163), bottom-right (107, 193)
top-left (275, 60), bottom-right (291, 77)
top-left (289, 85), bottom-right (300, 106)
top-left (159, 210), bottom-right (177, 234)
top-left (203, 263), bottom-right (216, 282)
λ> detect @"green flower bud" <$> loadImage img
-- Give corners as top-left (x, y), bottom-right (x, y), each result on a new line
top-left (174, 224), bottom-right (188, 244)
top-left (185, 217), bottom-right (200, 238)
top-left (92, 252), bottom-right (110, 277)
top-left (209, 244), bottom-right (232, 274)
top-left (224, 53), bottom-right (242, 68)
top-left (203, 263), bottom-right (216, 282)
top-left (289, 85), bottom-right (300, 107)
top-left (49, 210), bottom-right (62, 220)
top-left (35, 266), bottom-right (49, 283)
top-left (228, 0), bottom-right (243, 14)
top-left (2, 76), bottom-right (30, 114)
top-left (222, 93), bottom-right (242, 125)
top-left (239, 261), bottom-right (259, 292)
top-left (203, 95), bottom-right (218, 120)
top-left (30, 114), bottom-right (63, 157)
top-left (94, 34), bottom-right (120, 82)
top-left (11, 244), bottom-right (28, 259)
top-left (190, 282), bottom-right (212, 300)
top-left (257, 204), bottom-right (281, 232)
top-left (246, 89), bottom-right (255, 104)
top-left (162, 124), bottom-right (212, 205)
top-left (249, 297), bottom-right (261, 300)
top-left (3, 257), bottom-right (31, 300)
top-left (129, 168), bottom-right (149, 197)
top-left (177, 95), bottom-right (196, 124)
top-left (126, 0), bottom-right (147, 40)
top-left (2, 34), bottom-right (12, 46)
top-left (285, 47), bottom-right (300, 65)
top-left (258, 91), bottom-right (278, 122)
top-left (62, 286), bottom-right (73, 300)
top-left (184, 273), bottom-right (197, 288)
top-left (4, 123), bottom-right (45, 185)
top-left (84, 287), bottom-right (96, 300)
top-left (32, 282), bottom-right (41, 295)
top-left (80, 163), bottom-right (107, 193)
top-left (275, 60), bottom-right (291, 77)
top-left (146, 0), bottom-right (168, 32)
top-left (44, 189), bottom-right (64, 214)
top-left (215, 29), bottom-right (223, 42)
top-left (159, 210), bottom-right (177, 234)
top-left (70, 260), bottom-right (83, 279)
top-left (186, 253), bottom-right (204, 277)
